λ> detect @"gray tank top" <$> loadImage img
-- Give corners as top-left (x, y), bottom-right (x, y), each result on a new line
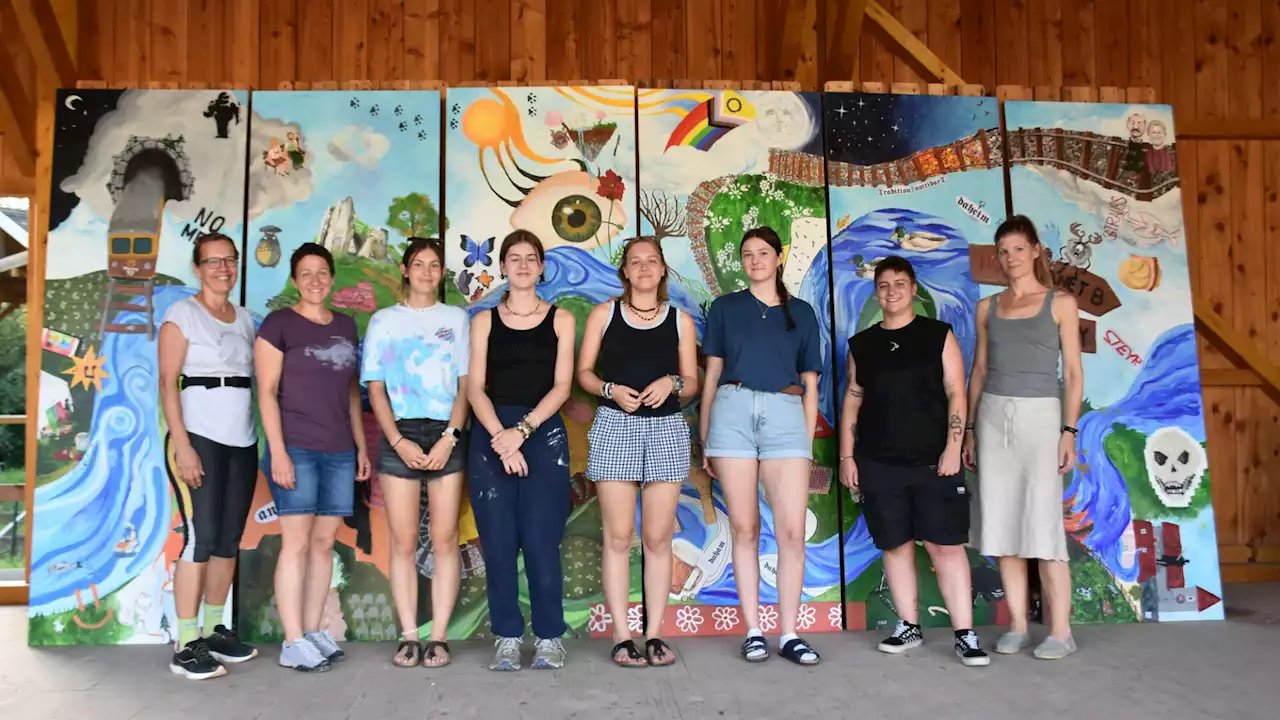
top-left (985, 291), bottom-right (1061, 398)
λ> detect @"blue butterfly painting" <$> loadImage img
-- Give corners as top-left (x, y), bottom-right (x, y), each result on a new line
top-left (460, 235), bottom-right (493, 267)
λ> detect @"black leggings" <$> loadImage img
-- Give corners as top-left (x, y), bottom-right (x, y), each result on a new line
top-left (169, 432), bottom-right (258, 563)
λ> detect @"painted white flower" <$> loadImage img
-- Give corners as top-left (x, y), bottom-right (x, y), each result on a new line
top-left (827, 605), bottom-right (844, 629)
top-left (713, 606), bottom-right (739, 631)
top-left (705, 210), bottom-right (719, 225)
top-left (588, 603), bottom-right (612, 634)
top-left (796, 604), bottom-right (817, 630)
top-left (759, 605), bottom-right (779, 633)
top-left (675, 606), bottom-right (704, 634)
top-left (627, 604), bottom-right (644, 633)
top-left (725, 183), bottom-right (746, 198)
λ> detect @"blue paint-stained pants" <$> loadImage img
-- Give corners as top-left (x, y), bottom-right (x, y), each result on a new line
top-left (468, 405), bottom-right (571, 640)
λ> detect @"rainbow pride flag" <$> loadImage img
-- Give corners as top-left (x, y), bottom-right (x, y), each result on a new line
top-left (664, 91), bottom-right (755, 151)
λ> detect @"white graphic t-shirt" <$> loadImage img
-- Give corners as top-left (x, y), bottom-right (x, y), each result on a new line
top-left (360, 303), bottom-right (470, 422)
top-left (161, 296), bottom-right (257, 447)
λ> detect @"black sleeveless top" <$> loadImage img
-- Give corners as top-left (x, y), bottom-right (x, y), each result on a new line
top-left (596, 301), bottom-right (681, 417)
top-left (847, 316), bottom-right (951, 466)
top-left (485, 304), bottom-right (558, 407)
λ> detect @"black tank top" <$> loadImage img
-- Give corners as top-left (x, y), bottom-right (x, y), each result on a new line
top-left (596, 301), bottom-right (681, 417)
top-left (485, 304), bottom-right (558, 407)
top-left (848, 316), bottom-right (951, 466)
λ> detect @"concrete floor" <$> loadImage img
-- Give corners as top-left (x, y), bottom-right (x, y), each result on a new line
top-left (2, 585), bottom-right (1278, 720)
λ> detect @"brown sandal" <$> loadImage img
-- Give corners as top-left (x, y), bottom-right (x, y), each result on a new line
top-left (394, 639), bottom-right (422, 667)
top-left (422, 640), bottom-right (451, 668)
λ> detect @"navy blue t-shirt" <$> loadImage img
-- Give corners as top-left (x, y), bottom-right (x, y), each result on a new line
top-left (702, 290), bottom-right (823, 392)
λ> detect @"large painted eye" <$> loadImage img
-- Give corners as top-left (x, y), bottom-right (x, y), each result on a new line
top-left (551, 194), bottom-right (602, 243)
top-left (509, 169), bottom-right (627, 251)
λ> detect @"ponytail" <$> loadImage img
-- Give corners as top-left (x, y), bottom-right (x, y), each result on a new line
top-left (774, 274), bottom-right (796, 330)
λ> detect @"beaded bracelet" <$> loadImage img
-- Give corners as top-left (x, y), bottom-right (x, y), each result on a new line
top-left (668, 374), bottom-right (684, 395)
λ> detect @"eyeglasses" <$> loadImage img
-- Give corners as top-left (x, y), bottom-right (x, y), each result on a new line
top-left (199, 256), bottom-right (239, 268)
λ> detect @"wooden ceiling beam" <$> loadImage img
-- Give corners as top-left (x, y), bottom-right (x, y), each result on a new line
top-left (0, 6), bottom-right (36, 176)
top-left (1193, 300), bottom-right (1280, 398)
top-left (864, 1), bottom-right (964, 86)
top-left (8, 0), bottom-right (77, 87)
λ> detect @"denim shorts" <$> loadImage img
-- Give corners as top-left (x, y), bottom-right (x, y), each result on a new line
top-left (262, 445), bottom-right (356, 517)
top-left (704, 384), bottom-right (812, 461)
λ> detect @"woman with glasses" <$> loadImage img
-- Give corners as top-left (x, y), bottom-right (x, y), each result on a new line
top-left (158, 233), bottom-right (260, 680)
top-left (362, 237), bottom-right (471, 669)
top-left (467, 230), bottom-right (576, 671)
top-left (255, 242), bottom-right (371, 672)
top-left (699, 226), bottom-right (824, 666)
top-left (576, 237), bottom-right (698, 667)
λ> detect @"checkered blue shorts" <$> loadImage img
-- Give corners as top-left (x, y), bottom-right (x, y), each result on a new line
top-left (586, 406), bottom-right (692, 484)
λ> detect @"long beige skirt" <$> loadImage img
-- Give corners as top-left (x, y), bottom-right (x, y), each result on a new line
top-left (970, 393), bottom-right (1069, 562)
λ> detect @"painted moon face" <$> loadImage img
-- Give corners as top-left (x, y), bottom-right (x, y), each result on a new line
top-left (751, 92), bottom-right (815, 148)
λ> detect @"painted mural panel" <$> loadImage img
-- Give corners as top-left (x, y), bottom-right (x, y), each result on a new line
top-left (237, 91), bottom-right (462, 643)
top-left (30, 89), bottom-right (249, 644)
top-left (824, 93), bottom-right (1009, 632)
top-left (635, 89), bottom-right (844, 637)
top-left (444, 86), bottom-right (640, 639)
top-left (1003, 101), bottom-right (1223, 622)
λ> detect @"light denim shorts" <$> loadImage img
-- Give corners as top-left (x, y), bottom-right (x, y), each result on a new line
top-left (704, 384), bottom-right (812, 461)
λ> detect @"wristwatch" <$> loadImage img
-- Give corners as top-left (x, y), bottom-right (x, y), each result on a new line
top-left (442, 426), bottom-right (461, 443)
top-left (1061, 425), bottom-right (1078, 435)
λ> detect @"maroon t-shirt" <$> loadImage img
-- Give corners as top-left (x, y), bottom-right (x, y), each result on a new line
top-left (258, 308), bottom-right (360, 452)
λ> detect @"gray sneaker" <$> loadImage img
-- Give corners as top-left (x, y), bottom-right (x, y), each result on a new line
top-left (279, 637), bottom-right (331, 672)
top-left (305, 630), bottom-right (346, 663)
top-left (1033, 635), bottom-right (1077, 660)
top-left (490, 636), bottom-right (523, 671)
top-left (995, 631), bottom-right (1030, 654)
top-left (532, 637), bottom-right (566, 669)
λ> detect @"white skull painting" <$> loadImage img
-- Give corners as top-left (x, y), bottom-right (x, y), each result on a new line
top-left (1143, 426), bottom-right (1207, 508)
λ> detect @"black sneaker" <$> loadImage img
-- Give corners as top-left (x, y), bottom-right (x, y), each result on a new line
top-left (955, 630), bottom-right (990, 667)
top-left (877, 620), bottom-right (924, 654)
top-left (169, 638), bottom-right (228, 680)
top-left (205, 625), bottom-right (259, 664)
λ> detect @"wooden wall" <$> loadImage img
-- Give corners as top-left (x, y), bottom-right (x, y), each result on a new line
top-left (2, 0), bottom-right (1277, 580)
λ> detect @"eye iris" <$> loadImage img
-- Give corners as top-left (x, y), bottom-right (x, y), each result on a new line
top-left (551, 194), bottom-right (602, 243)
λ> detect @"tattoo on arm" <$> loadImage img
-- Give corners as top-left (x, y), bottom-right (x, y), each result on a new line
top-left (949, 413), bottom-right (962, 441)
top-left (847, 385), bottom-right (863, 397)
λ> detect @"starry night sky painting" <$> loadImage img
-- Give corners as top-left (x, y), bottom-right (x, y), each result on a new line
top-left (824, 93), bottom-right (997, 166)
top-left (824, 94), bottom-right (1007, 626)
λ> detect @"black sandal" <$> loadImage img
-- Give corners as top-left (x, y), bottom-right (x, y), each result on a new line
top-left (611, 639), bottom-right (646, 667)
top-left (645, 638), bottom-right (675, 667)
top-left (394, 639), bottom-right (422, 668)
top-left (422, 640), bottom-right (451, 668)
top-left (741, 635), bottom-right (769, 662)
top-left (779, 637), bottom-right (820, 666)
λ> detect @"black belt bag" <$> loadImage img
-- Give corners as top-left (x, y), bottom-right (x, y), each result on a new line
top-left (180, 375), bottom-right (251, 390)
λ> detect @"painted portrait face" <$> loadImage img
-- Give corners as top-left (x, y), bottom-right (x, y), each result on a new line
top-left (1127, 113), bottom-right (1147, 140)
top-left (292, 253), bottom-right (333, 306)
top-left (194, 237), bottom-right (239, 295)
top-left (1147, 121), bottom-right (1167, 148)
top-left (874, 269), bottom-right (915, 315)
